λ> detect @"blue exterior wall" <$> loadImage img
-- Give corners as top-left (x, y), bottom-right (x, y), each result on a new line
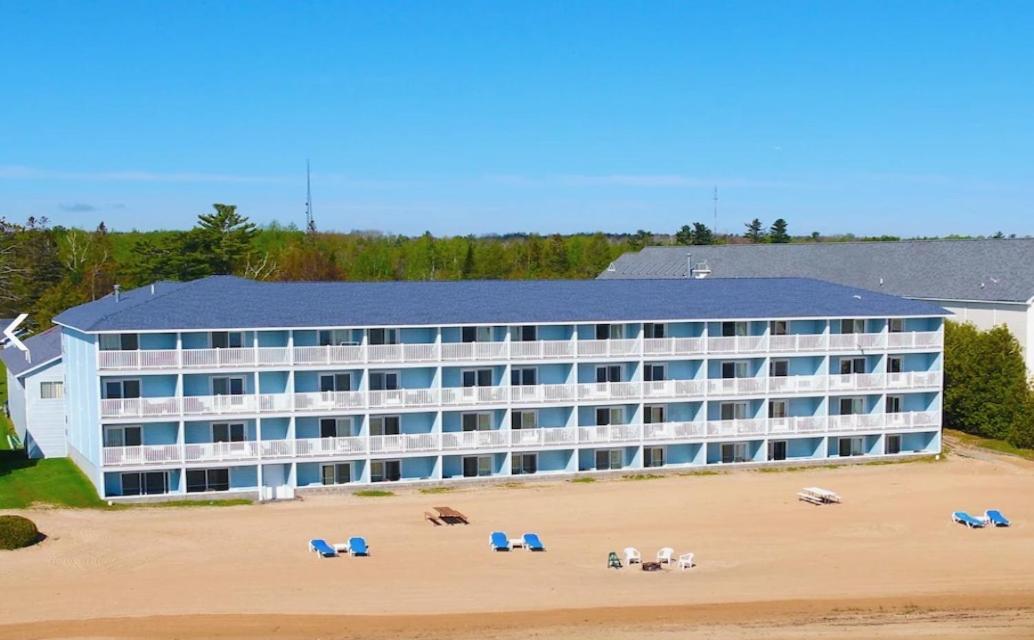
top-left (62, 328), bottom-right (102, 485)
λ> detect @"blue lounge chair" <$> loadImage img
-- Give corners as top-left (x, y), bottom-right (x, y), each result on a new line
top-left (309, 539), bottom-right (337, 557)
top-left (523, 532), bottom-right (545, 551)
top-left (986, 510), bottom-right (1011, 527)
top-left (490, 531), bottom-right (511, 551)
top-left (348, 536), bottom-right (369, 556)
top-left (952, 512), bottom-right (986, 528)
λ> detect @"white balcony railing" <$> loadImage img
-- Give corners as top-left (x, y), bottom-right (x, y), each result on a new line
top-left (576, 339), bottom-right (641, 358)
top-left (367, 388), bottom-right (438, 409)
top-left (369, 433), bottom-right (440, 454)
top-left (886, 371), bottom-right (943, 389)
top-left (509, 383), bottom-right (578, 404)
top-left (293, 345), bottom-right (365, 366)
top-left (294, 391), bottom-right (365, 412)
top-left (509, 427), bottom-right (578, 447)
top-left (641, 379), bottom-right (706, 399)
top-left (102, 444), bottom-right (181, 466)
top-left (441, 430), bottom-right (508, 450)
top-left (577, 424), bottom-right (642, 444)
top-left (440, 386), bottom-right (507, 406)
top-left (642, 337), bottom-right (706, 356)
top-left (706, 419), bottom-right (767, 438)
top-left (767, 416), bottom-right (828, 435)
top-left (887, 331), bottom-right (943, 349)
top-left (706, 377), bottom-right (767, 395)
top-left (707, 336), bottom-right (769, 354)
top-left (509, 340), bottom-right (576, 360)
top-left (767, 374), bottom-right (828, 394)
top-left (294, 436), bottom-right (367, 457)
top-left (828, 373), bottom-right (886, 391)
top-left (184, 440), bottom-right (260, 462)
top-left (828, 333), bottom-right (887, 350)
top-left (642, 421), bottom-right (706, 441)
top-left (768, 334), bottom-right (828, 352)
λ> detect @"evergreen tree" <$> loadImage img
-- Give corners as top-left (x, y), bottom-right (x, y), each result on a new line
top-left (744, 218), bottom-right (765, 243)
top-left (674, 225), bottom-right (693, 246)
top-left (769, 218), bottom-right (790, 243)
top-left (194, 204), bottom-right (258, 274)
top-left (691, 222), bottom-right (714, 245)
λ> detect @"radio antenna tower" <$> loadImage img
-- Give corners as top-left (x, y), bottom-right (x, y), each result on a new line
top-left (305, 160), bottom-right (316, 234)
top-left (713, 185), bottom-right (718, 234)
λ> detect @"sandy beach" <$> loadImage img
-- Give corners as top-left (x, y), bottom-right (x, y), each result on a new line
top-left (2, 440), bottom-right (1032, 638)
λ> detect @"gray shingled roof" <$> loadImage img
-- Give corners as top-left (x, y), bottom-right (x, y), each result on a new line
top-left (0, 327), bottom-right (62, 377)
top-left (599, 239), bottom-right (1034, 303)
top-left (53, 275), bottom-right (945, 333)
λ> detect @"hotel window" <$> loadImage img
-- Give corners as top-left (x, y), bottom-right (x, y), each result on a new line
top-left (371, 460), bottom-right (401, 483)
top-left (319, 373), bottom-right (352, 392)
top-left (461, 326), bottom-right (492, 343)
top-left (511, 410), bottom-right (538, 430)
top-left (462, 455), bottom-right (493, 478)
top-left (768, 359), bottom-right (789, 377)
top-left (838, 437), bottom-right (864, 457)
top-left (211, 331), bottom-right (244, 349)
top-left (99, 333), bottom-right (138, 351)
top-left (643, 323), bottom-right (666, 339)
top-left (839, 358), bottom-right (866, 375)
top-left (839, 397), bottom-right (864, 415)
top-left (369, 371), bottom-right (399, 391)
top-left (595, 324), bottom-right (623, 340)
top-left (720, 402), bottom-right (749, 420)
top-left (595, 449), bottom-right (623, 470)
top-left (514, 326), bottom-right (537, 342)
top-left (104, 425), bottom-right (141, 447)
top-left (321, 463), bottom-right (351, 485)
top-left (721, 361), bottom-right (748, 379)
top-left (840, 319), bottom-right (865, 334)
top-left (885, 395), bottom-right (903, 414)
top-left (769, 320), bottom-right (788, 336)
top-left (889, 318), bottom-right (905, 333)
top-left (643, 405), bottom-right (666, 424)
top-left (510, 367), bottom-right (537, 386)
top-left (368, 328), bottom-right (399, 345)
top-left (643, 364), bottom-right (666, 382)
top-left (186, 468), bottom-right (230, 493)
top-left (595, 365), bottom-right (622, 383)
top-left (768, 441), bottom-right (788, 461)
top-left (320, 417), bottom-right (352, 438)
top-left (40, 381), bottom-right (64, 400)
top-left (462, 369), bottom-right (493, 387)
top-left (461, 412), bottom-right (492, 432)
top-left (644, 447), bottom-right (665, 468)
top-left (721, 321), bottom-right (747, 337)
top-left (511, 453), bottom-right (538, 475)
top-left (120, 471), bottom-right (168, 496)
top-left (885, 435), bottom-right (902, 455)
top-left (596, 407), bottom-right (624, 426)
top-left (887, 356), bottom-right (903, 374)
top-left (212, 376), bottom-right (245, 395)
top-left (319, 329), bottom-right (356, 346)
top-left (212, 423), bottom-right (246, 443)
top-left (104, 379), bottom-right (141, 399)
top-left (768, 400), bottom-right (788, 419)
top-left (370, 416), bottom-right (400, 436)
top-left (720, 442), bottom-right (749, 464)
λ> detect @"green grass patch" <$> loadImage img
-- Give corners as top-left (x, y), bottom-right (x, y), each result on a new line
top-left (0, 361), bottom-right (12, 452)
top-left (0, 452), bottom-right (105, 509)
top-left (568, 476), bottom-right (596, 483)
top-left (353, 489), bottom-right (395, 498)
top-left (677, 469), bottom-right (722, 477)
top-left (496, 481), bottom-right (527, 489)
top-left (418, 486), bottom-right (453, 495)
top-left (945, 428), bottom-right (1034, 461)
top-left (111, 498), bottom-right (253, 509)
top-left (621, 473), bottom-right (664, 481)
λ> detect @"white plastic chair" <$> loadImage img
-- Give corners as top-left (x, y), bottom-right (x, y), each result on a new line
top-left (624, 547), bottom-right (641, 565)
top-left (677, 552), bottom-right (694, 571)
top-left (656, 547), bottom-right (675, 564)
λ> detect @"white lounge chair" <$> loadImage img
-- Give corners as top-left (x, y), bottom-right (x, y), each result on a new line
top-left (624, 547), bottom-right (641, 565)
top-left (656, 547), bottom-right (674, 564)
top-left (677, 552), bottom-right (694, 570)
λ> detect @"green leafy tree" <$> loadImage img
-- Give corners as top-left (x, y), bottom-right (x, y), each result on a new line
top-left (744, 218), bottom-right (765, 243)
top-left (691, 222), bottom-right (714, 245)
top-left (769, 218), bottom-right (790, 243)
top-left (943, 321), bottom-right (1033, 444)
top-left (674, 225), bottom-right (693, 246)
top-left (629, 229), bottom-right (653, 251)
top-left (544, 234), bottom-right (569, 276)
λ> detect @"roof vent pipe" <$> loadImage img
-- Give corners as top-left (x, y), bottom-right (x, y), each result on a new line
top-left (113, 284), bottom-right (121, 303)
top-left (150, 283), bottom-right (156, 295)
top-left (686, 253), bottom-right (692, 278)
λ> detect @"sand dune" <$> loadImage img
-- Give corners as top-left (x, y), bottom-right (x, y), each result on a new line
top-left (1, 443), bottom-right (1032, 638)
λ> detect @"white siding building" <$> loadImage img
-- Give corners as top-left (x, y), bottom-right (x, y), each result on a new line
top-left (1, 327), bottom-right (67, 458)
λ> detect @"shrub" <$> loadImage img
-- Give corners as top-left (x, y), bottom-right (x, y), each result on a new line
top-left (353, 489), bottom-right (394, 498)
top-left (0, 515), bottom-right (40, 550)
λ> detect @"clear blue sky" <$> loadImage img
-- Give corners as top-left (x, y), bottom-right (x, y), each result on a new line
top-left (1, 1), bottom-right (1032, 237)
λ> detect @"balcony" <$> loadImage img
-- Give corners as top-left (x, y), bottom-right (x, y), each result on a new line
top-left (97, 348), bottom-right (292, 371)
top-left (707, 377), bottom-right (767, 395)
top-left (828, 333), bottom-right (886, 350)
top-left (707, 336), bottom-right (768, 354)
top-left (642, 421), bottom-right (706, 441)
top-left (642, 337), bottom-right (706, 357)
top-left (706, 419), bottom-right (767, 437)
top-left (509, 383), bottom-right (578, 404)
top-left (102, 444), bottom-right (181, 466)
top-left (440, 342), bottom-right (508, 361)
top-left (509, 427), bottom-right (578, 447)
top-left (184, 440), bottom-right (260, 463)
top-left (886, 371), bottom-right (942, 389)
top-left (767, 416), bottom-right (827, 435)
top-left (292, 436), bottom-right (366, 458)
top-left (575, 381), bottom-right (642, 402)
top-left (509, 340), bottom-right (576, 360)
top-left (369, 433), bottom-right (440, 454)
top-left (887, 331), bottom-right (943, 349)
top-left (642, 379), bottom-right (707, 400)
top-left (576, 339), bottom-right (641, 358)
top-left (577, 424), bottom-right (642, 444)
top-left (768, 334), bottom-right (828, 353)
top-left (441, 430), bottom-right (508, 450)
top-left (828, 373), bottom-right (885, 392)
top-left (294, 391), bottom-right (365, 412)
top-left (828, 413), bottom-right (889, 431)
top-left (440, 386), bottom-right (507, 406)
top-left (367, 388), bottom-right (438, 409)
top-left (767, 374), bottom-right (827, 394)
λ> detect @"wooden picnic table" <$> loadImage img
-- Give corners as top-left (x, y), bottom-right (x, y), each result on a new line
top-left (434, 506), bottom-right (469, 524)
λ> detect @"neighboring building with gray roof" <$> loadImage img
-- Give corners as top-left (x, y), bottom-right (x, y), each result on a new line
top-left (601, 239), bottom-right (1034, 373)
top-left (1, 327), bottom-right (67, 458)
